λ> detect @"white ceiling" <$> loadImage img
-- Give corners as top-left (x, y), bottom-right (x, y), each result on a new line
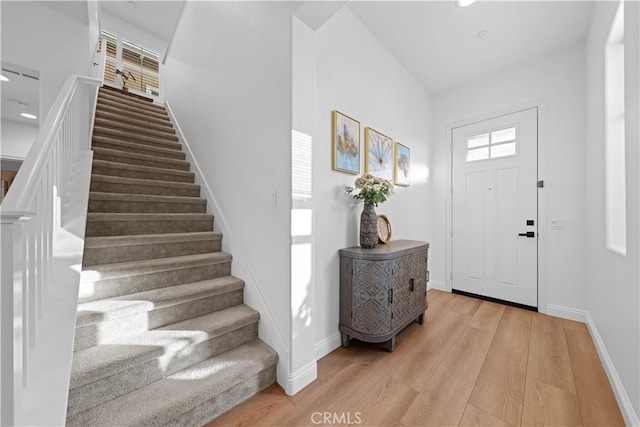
top-left (1, 63), bottom-right (40, 127)
top-left (348, 1), bottom-right (594, 93)
top-left (100, 0), bottom-right (184, 42)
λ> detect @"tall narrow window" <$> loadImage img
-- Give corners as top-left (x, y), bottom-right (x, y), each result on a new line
top-left (605, 0), bottom-right (626, 255)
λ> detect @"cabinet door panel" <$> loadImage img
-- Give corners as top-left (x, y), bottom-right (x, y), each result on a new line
top-left (392, 251), bottom-right (427, 327)
top-left (352, 259), bottom-right (392, 334)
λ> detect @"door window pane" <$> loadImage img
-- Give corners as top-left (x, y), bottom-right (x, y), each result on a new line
top-left (467, 147), bottom-right (489, 162)
top-left (491, 142), bottom-right (516, 158)
top-left (491, 127), bottom-right (516, 144)
top-left (468, 133), bottom-right (489, 148)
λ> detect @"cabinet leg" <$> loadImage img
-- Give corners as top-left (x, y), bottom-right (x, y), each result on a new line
top-left (341, 332), bottom-right (351, 348)
top-left (385, 336), bottom-right (396, 352)
top-left (416, 313), bottom-right (424, 325)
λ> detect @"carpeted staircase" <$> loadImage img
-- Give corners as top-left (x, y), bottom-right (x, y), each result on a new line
top-left (66, 87), bottom-right (277, 426)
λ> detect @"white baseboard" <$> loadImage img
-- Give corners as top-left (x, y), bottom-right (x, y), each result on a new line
top-left (585, 312), bottom-right (640, 427)
top-left (315, 332), bottom-right (341, 361)
top-left (545, 304), bottom-right (587, 323)
top-left (285, 360), bottom-right (317, 396)
top-left (428, 280), bottom-right (448, 292)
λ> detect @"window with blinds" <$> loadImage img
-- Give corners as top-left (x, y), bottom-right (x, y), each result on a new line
top-left (99, 30), bottom-right (160, 97)
top-left (103, 31), bottom-right (117, 83)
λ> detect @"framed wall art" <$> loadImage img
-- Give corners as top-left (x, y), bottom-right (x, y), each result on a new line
top-left (332, 110), bottom-right (360, 174)
top-left (394, 142), bottom-right (410, 187)
top-left (365, 127), bottom-right (394, 181)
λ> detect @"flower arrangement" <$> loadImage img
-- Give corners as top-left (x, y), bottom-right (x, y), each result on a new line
top-left (346, 173), bottom-right (394, 207)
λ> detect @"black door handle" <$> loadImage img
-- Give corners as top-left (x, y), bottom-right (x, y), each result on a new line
top-left (518, 232), bottom-right (535, 238)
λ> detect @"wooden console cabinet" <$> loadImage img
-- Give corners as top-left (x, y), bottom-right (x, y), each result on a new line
top-left (339, 240), bottom-right (429, 351)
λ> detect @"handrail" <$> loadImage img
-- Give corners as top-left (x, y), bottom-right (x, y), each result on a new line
top-left (0, 74), bottom-right (101, 426)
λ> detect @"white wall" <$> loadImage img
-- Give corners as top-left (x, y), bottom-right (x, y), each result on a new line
top-left (163, 1), bottom-right (295, 391)
top-left (0, 1), bottom-right (90, 121)
top-left (431, 44), bottom-right (587, 312)
top-left (313, 7), bottom-right (432, 354)
top-left (585, 0), bottom-right (640, 421)
top-left (0, 120), bottom-right (38, 160)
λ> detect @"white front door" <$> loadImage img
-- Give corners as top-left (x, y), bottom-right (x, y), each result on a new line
top-left (452, 108), bottom-right (538, 307)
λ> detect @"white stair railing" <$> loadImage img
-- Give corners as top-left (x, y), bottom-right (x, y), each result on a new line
top-left (0, 74), bottom-right (101, 426)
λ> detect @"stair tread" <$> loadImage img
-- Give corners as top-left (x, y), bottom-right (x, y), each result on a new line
top-left (94, 117), bottom-right (176, 138)
top-left (80, 252), bottom-right (230, 280)
top-left (97, 98), bottom-right (169, 120)
top-left (93, 132), bottom-right (181, 151)
top-left (67, 340), bottom-right (276, 426)
top-left (96, 103), bottom-right (170, 123)
top-left (92, 135), bottom-right (184, 157)
top-left (90, 174), bottom-right (199, 189)
top-left (76, 276), bottom-right (243, 327)
top-left (92, 147), bottom-right (190, 168)
top-left (89, 192), bottom-right (205, 204)
top-left (96, 110), bottom-right (174, 131)
top-left (93, 126), bottom-right (180, 146)
top-left (84, 231), bottom-right (220, 248)
top-left (70, 304), bottom-right (259, 390)
top-left (87, 212), bottom-right (211, 221)
top-left (98, 89), bottom-right (166, 111)
top-left (91, 160), bottom-right (194, 178)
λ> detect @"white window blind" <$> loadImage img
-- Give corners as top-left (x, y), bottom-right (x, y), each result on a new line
top-left (292, 130), bottom-right (312, 200)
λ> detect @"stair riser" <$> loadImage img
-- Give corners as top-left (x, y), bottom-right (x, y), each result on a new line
top-left (68, 323), bottom-right (258, 421)
top-left (96, 105), bottom-right (170, 125)
top-left (85, 218), bottom-right (212, 237)
top-left (97, 98), bottom-right (169, 120)
top-left (92, 140), bottom-right (185, 160)
top-left (79, 261), bottom-right (232, 303)
top-left (88, 199), bottom-right (206, 214)
top-left (90, 164), bottom-right (194, 183)
top-left (93, 150), bottom-right (190, 171)
top-left (95, 110), bottom-right (175, 133)
top-left (73, 288), bottom-right (243, 350)
top-left (98, 91), bottom-right (166, 113)
top-left (89, 181), bottom-right (200, 198)
top-left (83, 238), bottom-right (220, 265)
top-left (169, 366), bottom-right (276, 427)
top-left (94, 118), bottom-right (176, 139)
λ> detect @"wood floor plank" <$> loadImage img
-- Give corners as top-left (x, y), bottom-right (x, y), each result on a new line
top-left (388, 308), bottom-right (471, 392)
top-left (521, 378), bottom-right (582, 426)
top-left (345, 375), bottom-right (417, 427)
top-left (400, 326), bottom-right (494, 426)
top-left (527, 313), bottom-right (576, 393)
top-left (564, 324), bottom-right (625, 426)
top-left (468, 301), bottom-right (506, 333)
top-left (459, 404), bottom-right (513, 427)
top-left (469, 307), bottom-right (531, 425)
top-left (450, 294), bottom-right (483, 316)
top-left (205, 385), bottom-right (294, 427)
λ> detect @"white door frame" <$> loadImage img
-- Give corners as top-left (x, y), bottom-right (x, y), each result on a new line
top-left (444, 100), bottom-right (549, 314)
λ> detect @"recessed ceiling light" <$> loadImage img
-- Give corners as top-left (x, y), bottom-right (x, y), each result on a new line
top-left (21, 113), bottom-right (38, 120)
top-left (0, 74), bottom-right (9, 82)
top-left (457, 0), bottom-right (477, 7)
top-left (477, 29), bottom-right (489, 38)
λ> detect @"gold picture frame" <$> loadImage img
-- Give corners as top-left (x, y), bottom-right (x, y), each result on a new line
top-left (365, 127), bottom-right (394, 181)
top-left (332, 110), bottom-right (360, 174)
top-left (394, 142), bottom-right (410, 187)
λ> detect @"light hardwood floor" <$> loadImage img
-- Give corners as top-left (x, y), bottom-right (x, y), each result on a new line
top-left (207, 290), bottom-right (625, 426)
